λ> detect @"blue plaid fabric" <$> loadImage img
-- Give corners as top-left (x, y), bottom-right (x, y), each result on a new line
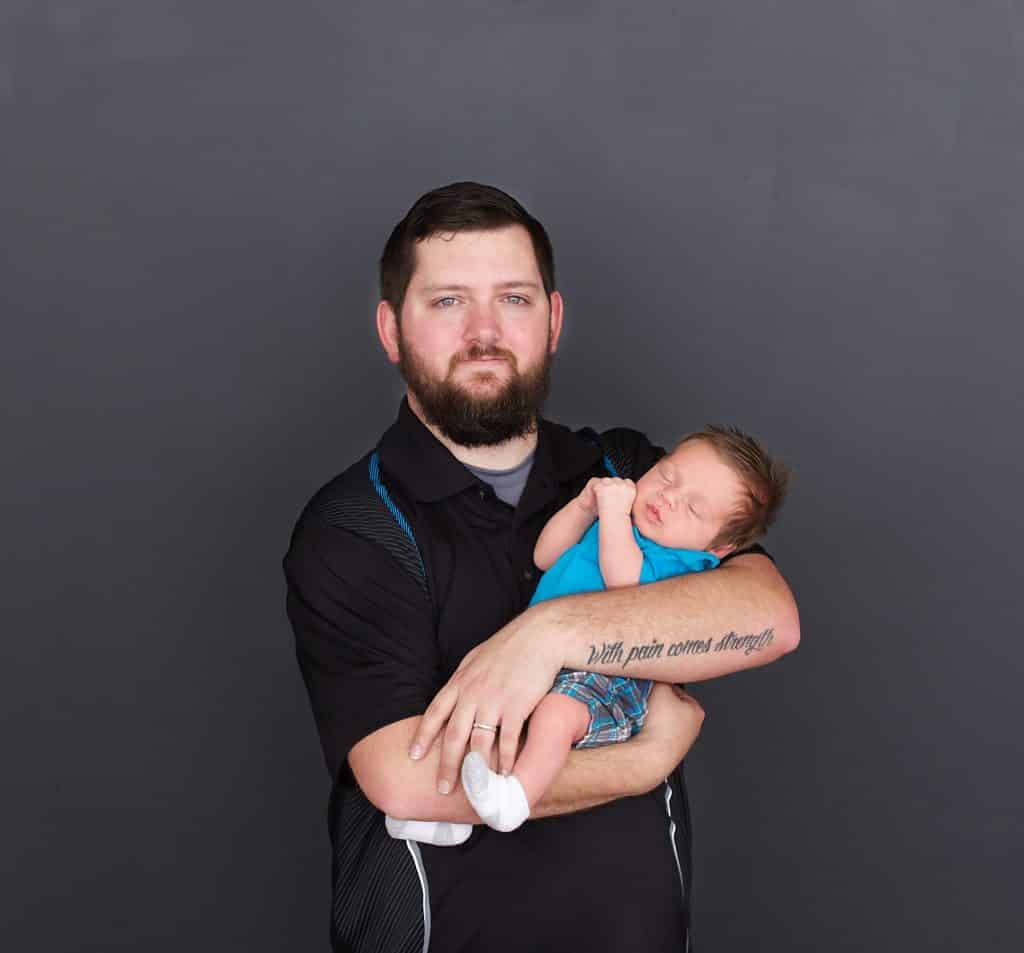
top-left (551, 669), bottom-right (653, 747)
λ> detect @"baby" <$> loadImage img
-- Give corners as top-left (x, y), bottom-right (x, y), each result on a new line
top-left (386, 425), bottom-right (788, 844)
top-left (458, 424), bottom-right (790, 833)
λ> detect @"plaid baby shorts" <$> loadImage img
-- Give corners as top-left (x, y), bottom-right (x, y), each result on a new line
top-left (550, 669), bottom-right (653, 748)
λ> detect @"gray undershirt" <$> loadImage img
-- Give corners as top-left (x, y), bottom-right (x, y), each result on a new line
top-left (466, 451), bottom-right (535, 508)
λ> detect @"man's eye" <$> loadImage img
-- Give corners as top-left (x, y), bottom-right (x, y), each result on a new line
top-left (435, 297), bottom-right (458, 308)
top-left (503, 294), bottom-right (527, 305)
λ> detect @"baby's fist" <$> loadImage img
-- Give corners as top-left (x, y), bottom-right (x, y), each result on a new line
top-left (593, 477), bottom-right (637, 514)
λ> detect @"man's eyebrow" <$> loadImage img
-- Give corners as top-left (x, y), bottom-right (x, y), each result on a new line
top-left (494, 280), bottom-right (541, 291)
top-left (418, 284), bottom-right (472, 294)
top-left (418, 281), bottom-right (542, 294)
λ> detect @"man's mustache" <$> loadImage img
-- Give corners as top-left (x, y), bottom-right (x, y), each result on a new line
top-left (449, 346), bottom-right (518, 371)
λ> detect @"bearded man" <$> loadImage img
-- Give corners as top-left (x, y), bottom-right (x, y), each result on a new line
top-left (283, 182), bottom-right (800, 953)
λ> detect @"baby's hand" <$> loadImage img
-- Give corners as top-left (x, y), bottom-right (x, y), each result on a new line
top-left (592, 477), bottom-right (636, 516)
top-left (576, 477), bottom-right (601, 516)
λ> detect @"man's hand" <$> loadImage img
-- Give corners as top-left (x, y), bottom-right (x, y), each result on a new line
top-left (631, 683), bottom-right (706, 788)
top-left (408, 606), bottom-right (563, 795)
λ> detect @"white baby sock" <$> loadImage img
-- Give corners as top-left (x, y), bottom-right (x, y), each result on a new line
top-left (460, 752), bottom-right (531, 833)
top-left (385, 815), bottom-right (473, 847)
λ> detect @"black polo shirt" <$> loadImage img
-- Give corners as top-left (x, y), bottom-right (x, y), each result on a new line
top-left (284, 399), bottom-right (766, 953)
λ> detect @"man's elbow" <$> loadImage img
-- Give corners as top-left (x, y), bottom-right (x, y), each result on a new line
top-left (348, 733), bottom-right (413, 817)
top-left (355, 767), bottom-right (436, 821)
top-left (773, 598), bottom-right (801, 657)
top-left (349, 734), bottom-right (447, 820)
top-left (371, 787), bottom-right (417, 820)
top-left (740, 555), bottom-right (801, 657)
top-left (349, 760), bottom-right (399, 815)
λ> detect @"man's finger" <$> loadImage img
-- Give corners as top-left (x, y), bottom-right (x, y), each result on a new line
top-left (498, 715), bottom-right (525, 777)
top-left (468, 716), bottom-right (499, 763)
top-left (410, 683), bottom-right (458, 761)
top-left (437, 706), bottom-right (475, 795)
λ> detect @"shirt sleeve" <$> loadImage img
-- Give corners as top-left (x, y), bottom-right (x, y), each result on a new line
top-left (283, 513), bottom-right (440, 784)
top-left (639, 543), bottom-right (720, 582)
top-left (721, 542), bottom-right (772, 563)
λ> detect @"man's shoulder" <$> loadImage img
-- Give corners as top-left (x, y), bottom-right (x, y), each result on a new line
top-left (294, 448), bottom-right (380, 530)
top-left (595, 424), bottom-right (660, 453)
top-left (287, 445), bottom-right (429, 593)
top-left (546, 419), bottom-right (653, 447)
top-left (586, 424), bottom-right (664, 479)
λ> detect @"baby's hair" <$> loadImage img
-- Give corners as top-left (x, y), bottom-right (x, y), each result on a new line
top-left (674, 425), bottom-right (791, 552)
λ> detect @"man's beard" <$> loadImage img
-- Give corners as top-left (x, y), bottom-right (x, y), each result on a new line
top-left (397, 336), bottom-right (553, 448)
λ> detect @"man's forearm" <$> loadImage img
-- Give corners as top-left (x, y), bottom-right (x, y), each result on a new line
top-left (350, 717), bottom-right (650, 823)
top-left (532, 737), bottom-right (658, 817)
top-left (542, 552), bottom-right (800, 682)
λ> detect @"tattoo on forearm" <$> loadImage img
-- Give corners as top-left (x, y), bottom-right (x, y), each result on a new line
top-left (586, 628), bottom-right (775, 669)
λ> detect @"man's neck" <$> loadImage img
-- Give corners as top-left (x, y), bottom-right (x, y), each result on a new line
top-left (406, 391), bottom-right (539, 470)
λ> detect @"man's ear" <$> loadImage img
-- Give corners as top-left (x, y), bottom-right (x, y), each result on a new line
top-left (547, 291), bottom-right (564, 354)
top-left (377, 300), bottom-right (401, 364)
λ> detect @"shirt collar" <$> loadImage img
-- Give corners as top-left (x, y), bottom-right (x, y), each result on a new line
top-left (377, 398), bottom-right (602, 503)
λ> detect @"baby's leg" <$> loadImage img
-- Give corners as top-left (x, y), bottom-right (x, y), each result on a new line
top-left (461, 693), bottom-right (591, 832)
top-left (510, 693), bottom-right (592, 804)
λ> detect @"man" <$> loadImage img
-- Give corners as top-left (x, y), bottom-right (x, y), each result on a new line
top-left (284, 182), bottom-right (800, 952)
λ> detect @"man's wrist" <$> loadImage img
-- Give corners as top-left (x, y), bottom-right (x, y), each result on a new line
top-left (529, 598), bottom-right (577, 671)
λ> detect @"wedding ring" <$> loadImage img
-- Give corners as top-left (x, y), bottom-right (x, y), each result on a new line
top-left (472, 721), bottom-right (498, 733)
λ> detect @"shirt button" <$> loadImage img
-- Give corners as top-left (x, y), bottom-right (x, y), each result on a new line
top-left (523, 568), bottom-right (535, 581)
top-left (478, 487), bottom-right (487, 500)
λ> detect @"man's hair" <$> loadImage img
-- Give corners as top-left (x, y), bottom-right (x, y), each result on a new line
top-left (379, 181), bottom-right (556, 315)
top-left (675, 425), bottom-right (791, 552)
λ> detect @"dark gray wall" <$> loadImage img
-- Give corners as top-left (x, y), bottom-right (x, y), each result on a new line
top-left (4, 2), bottom-right (1021, 950)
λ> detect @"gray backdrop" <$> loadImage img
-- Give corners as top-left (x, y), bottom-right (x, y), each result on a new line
top-left (4, 1), bottom-right (1022, 950)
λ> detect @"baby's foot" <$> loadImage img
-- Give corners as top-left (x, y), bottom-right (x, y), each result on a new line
top-left (385, 815), bottom-right (473, 846)
top-left (460, 752), bottom-right (530, 833)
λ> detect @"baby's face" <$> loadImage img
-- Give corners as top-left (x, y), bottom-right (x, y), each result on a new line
top-left (631, 439), bottom-right (745, 556)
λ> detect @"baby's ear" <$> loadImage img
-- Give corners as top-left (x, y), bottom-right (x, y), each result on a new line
top-left (709, 543), bottom-right (736, 560)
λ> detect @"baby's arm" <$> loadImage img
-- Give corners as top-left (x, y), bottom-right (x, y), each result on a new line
top-left (594, 479), bottom-right (644, 588)
top-left (534, 479), bottom-right (600, 570)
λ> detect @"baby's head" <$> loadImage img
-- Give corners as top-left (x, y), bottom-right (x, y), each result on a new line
top-left (631, 426), bottom-right (790, 558)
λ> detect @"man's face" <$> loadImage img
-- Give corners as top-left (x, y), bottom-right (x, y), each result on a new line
top-left (378, 225), bottom-right (563, 447)
top-left (631, 440), bottom-right (746, 557)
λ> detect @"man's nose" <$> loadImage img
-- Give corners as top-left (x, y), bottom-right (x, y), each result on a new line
top-left (463, 303), bottom-right (501, 343)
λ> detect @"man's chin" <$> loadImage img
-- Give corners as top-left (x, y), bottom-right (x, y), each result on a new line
top-left (452, 365), bottom-right (510, 386)
top-left (413, 386), bottom-right (541, 447)
top-left (399, 346), bottom-right (552, 447)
